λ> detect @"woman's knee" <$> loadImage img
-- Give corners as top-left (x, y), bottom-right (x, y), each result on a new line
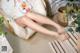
top-left (15, 17), bottom-right (27, 27)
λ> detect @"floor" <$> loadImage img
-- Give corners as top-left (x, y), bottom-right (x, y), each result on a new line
top-left (5, 26), bottom-right (56, 53)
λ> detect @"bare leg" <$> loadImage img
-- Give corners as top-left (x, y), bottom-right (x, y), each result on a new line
top-left (26, 12), bottom-right (69, 40)
top-left (26, 12), bottom-right (64, 34)
top-left (15, 16), bottom-right (59, 38)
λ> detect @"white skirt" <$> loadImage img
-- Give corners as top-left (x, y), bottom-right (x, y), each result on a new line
top-left (0, 0), bottom-right (46, 39)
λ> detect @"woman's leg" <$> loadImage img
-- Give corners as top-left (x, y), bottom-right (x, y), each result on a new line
top-left (15, 16), bottom-right (59, 37)
top-left (26, 12), bottom-right (69, 40)
top-left (15, 16), bottom-right (68, 41)
top-left (26, 12), bottom-right (64, 34)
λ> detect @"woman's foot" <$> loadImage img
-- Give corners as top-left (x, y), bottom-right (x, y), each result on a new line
top-left (57, 32), bottom-right (69, 41)
top-left (57, 26), bottom-right (65, 34)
